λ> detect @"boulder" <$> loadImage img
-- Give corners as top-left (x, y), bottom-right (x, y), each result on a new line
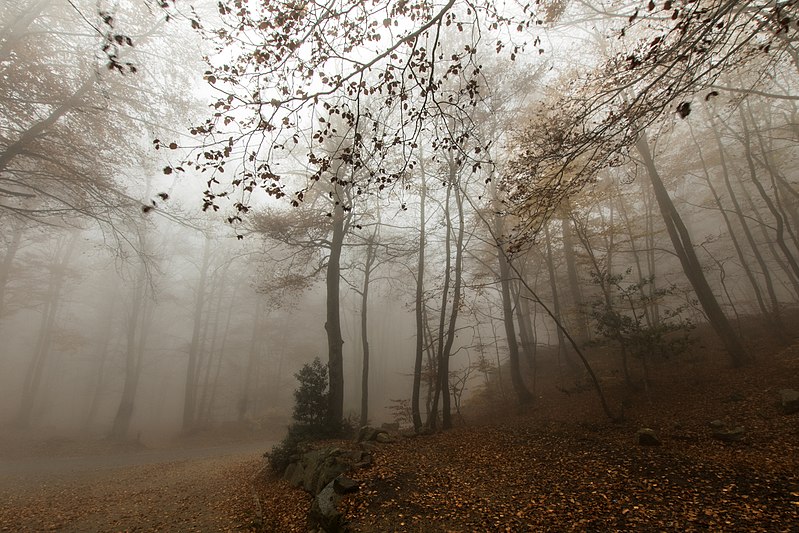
top-left (333, 476), bottom-right (359, 495)
top-left (310, 480), bottom-right (346, 533)
top-left (284, 461), bottom-right (306, 488)
top-left (711, 426), bottom-right (745, 442)
top-left (708, 419), bottom-right (725, 430)
top-left (283, 447), bottom-right (371, 532)
top-left (283, 447), bottom-right (371, 495)
top-left (375, 432), bottom-right (393, 444)
top-left (636, 428), bottom-right (661, 446)
top-left (778, 389), bottom-right (799, 414)
top-left (358, 425), bottom-right (392, 444)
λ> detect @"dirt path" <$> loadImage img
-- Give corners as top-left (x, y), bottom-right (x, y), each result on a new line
top-left (0, 443), bottom-right (274, 532)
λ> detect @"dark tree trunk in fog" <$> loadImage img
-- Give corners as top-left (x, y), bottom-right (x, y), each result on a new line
top-left (636, 132), bottom-right (748, 366)
top-left (572, 212), bottom-right (633, 385)
top-left (613, 183), bottom-right (654, 328)
top-left (239, 300), bottom-right (263, 422)
top-left (0, 222), bottom-right (22, 323)
top-left (85, 295), bottom-right (118, 431)
top-left (560, 207), bottom-right (590, 339)
top-left (359, 234), bottom-right (376, 427)
top-left (543, 222), bottom-right (576, 374)
top-left (110, 258), bottom-right (153, 441)
top-left (758, 108), bottom-right (799, 237)
top-left (505, 247), bottom-right (616, 421)
top-left (421, 307), bottom-right (437, 420)
top-left (738, 108), bottom-right (799, 285)
top-left (752, 117), bottom-right (799, 251)
top-left (198, 264), bottom-right (234, 425)
top-left (497, 245), bottom-right (533, 405)
top-left (514, 282), bottom-right (536, 376)
top-left (493, 184), bottom-right (532, 405)
top-left (640, 179), bottom-right (661, 323)
top-left (701, 113), bottom-right (785, 335)
top-left (203, 287), bottom-right (239, 422)
top-left (428, 181), bottom-right (453, 431)
top-left (428, 156), bottom-right (465, 430)
top-left (412, 173), bottom-right (427, 432)
top-left (326, 201), bottom-right (346, 426)
top-left (15, 231), bottom-right (77, 428)
top-left (182, 236), bottom-right (212, 432)
top-left (736, 164), bottom-right (799, 299)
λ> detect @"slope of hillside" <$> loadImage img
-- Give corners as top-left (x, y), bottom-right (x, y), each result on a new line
top-left (255, 333), bottom-right (799, 532)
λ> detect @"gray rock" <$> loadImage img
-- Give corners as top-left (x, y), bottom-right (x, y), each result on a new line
top-left (285, 462), bottom-right (305, 487)
top-left (310, 481), bottom-right (346, 533)
top-left (375, 432), bottom-right (393, 444)
top-left (358, 426), bottom-right (381, 442)
top-left (708, 419), bottom-right (725, 430)
top-left (712, 426), bottom-right (745, 442)
top-left (636, 428), bottom-right (661, 446)
top-left (779, 389), bottom-right (799, 414)
top-left (334, 476), bottom-right (359, 494)
top-left (283, 446), bottom-right (371, 495)
top-left (359, 442), bottom-right (377, 454)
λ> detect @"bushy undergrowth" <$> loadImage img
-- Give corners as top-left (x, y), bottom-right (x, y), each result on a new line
top-left (267, 357), bottom-right (350, 473)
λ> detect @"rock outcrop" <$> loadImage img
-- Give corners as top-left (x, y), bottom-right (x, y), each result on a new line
top-left (636, 427), bottom-right (661, 446)
top-left (778, 389), bottom-right (799, 414)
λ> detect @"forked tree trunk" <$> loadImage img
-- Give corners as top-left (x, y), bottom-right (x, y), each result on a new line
top-left (493, 184), bottom-right (532, 405)
top-left (636, 132), bottom-right (748, 366)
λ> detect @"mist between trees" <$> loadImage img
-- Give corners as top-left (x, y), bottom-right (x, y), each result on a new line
top-left (1, 0), bottom-right (798, 443)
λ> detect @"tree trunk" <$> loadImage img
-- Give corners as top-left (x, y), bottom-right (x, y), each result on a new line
top-left (493, 186), bottom-right (533, 405)
top-left (428, 157), bottom-right (465, 430)
top-left (0, 222), bottom-right (23, 323)
top-left (182, 236), bottom-right (212, 432)
top-left (16, 231), bottom-right (77, 427)
top-left (513, 281), bottom-right (536, 376)
top-left (110, 256), bottom-right (152, 441)
top-left (702, 112), bottom-right (784, 334)
top-left (439, 171), bottom-right (466, 429)
top-left (560, 207), bottom-right (591, 338)
top-left (239, 300), bottom-right (263, 422)
top-left (84, 294), bottom-right (118, 432)
top-left (359, 236), bottom-right (376, 427)
top-left (326, 202), bottom-right (346, 426)
top-left (738, 107), bottom-right (799, 284)
top-left (412, 174), bottom-right (427, 431)
top-left (428, 182), bottom-right (453, 431)
top-left (635, 132), bottom-right (748, 366)
top-left (543, 222), bottom-right (573, 373)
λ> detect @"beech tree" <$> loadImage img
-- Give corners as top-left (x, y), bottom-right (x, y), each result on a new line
top-left (506, 1), bottom-right (799, 366)
top-left (1, 0), bottom-right (198, 249)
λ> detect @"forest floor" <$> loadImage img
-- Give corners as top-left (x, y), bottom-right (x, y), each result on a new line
top-left (255, 331), bottom-right (799, 532)
top-left (3, 327), bottom-right (797, 532)
top-left (0, 449), bottom-right (262, 532)
top-left (0, 431), bottom-right (280, 532)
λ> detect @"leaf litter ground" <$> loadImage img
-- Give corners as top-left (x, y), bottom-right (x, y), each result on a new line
top-left (255, 340), bottom-right (799, 532)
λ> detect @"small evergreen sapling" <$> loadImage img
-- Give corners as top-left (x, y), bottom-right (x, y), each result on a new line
top-left (268, 357), bottom-right (345, 473)
top-left (292, 357), bottom-right (329, 427)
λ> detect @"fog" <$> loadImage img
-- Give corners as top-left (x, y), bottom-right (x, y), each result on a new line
top-left (2, 0), bottom-right (798, 461)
